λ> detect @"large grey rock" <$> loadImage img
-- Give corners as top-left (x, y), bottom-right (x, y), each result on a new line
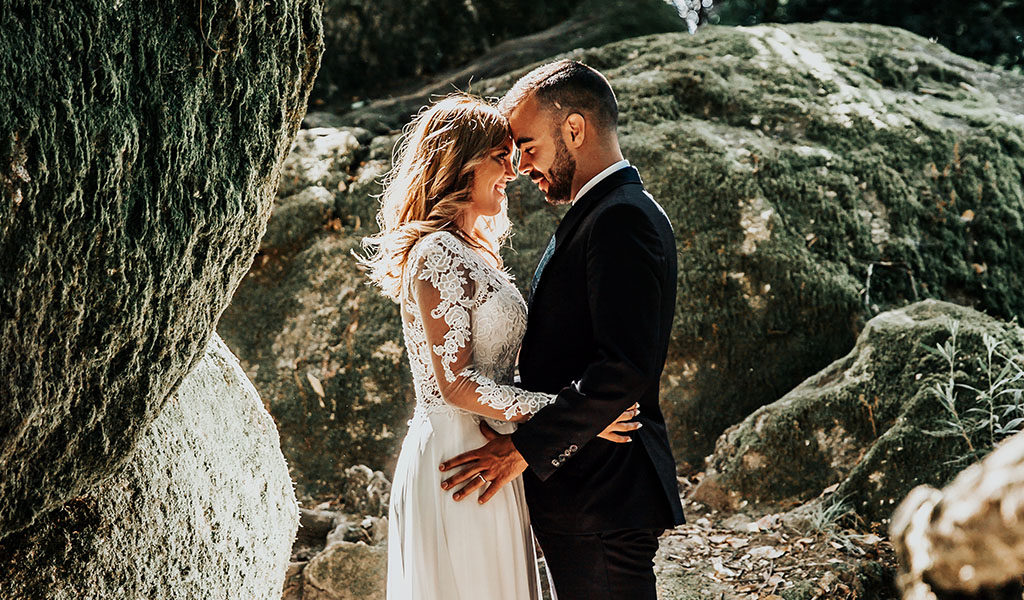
top-left (0, 0), bottom-right (323, 538)
top-left (0, 335), bottom-right (299, 600)
top-left (302, 541), bottom-right (387, 600)
top-left (223, 22), bottom-right (1024, 496)
top-left (694, 300), bottom-right (1024, 526)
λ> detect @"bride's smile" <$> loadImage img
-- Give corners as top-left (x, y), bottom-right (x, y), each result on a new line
top-left (467, 137), bottom-right (517, 221)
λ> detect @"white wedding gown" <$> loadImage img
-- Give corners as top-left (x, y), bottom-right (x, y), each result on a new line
top-left (387, 231), bottom-right (556, 600)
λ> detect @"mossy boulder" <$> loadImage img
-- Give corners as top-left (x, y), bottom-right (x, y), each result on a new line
top-left (223, 22), bottom-right (1024, 495)
top-left (0, 335), bottom-right (298, 600)
top-left (694, 300), bottom-right (1024, 526)
top-left (0, 0), bottom-right (322, 538)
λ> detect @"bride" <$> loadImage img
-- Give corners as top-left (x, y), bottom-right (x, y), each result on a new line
top-left (360, 94), bottom-right (640, 600)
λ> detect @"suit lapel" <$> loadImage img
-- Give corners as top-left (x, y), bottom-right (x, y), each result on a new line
top-left (528, 166), bottom-right (643, 308)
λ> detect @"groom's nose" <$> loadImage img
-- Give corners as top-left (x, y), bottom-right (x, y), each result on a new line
top-left (518, 154), bottom-right (533, 175)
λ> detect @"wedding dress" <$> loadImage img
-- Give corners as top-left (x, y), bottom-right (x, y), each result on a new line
top-left (387, 231), bottom-right (555, 600)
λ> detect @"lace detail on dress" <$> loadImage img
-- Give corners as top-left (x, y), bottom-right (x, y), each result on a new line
top-left (400, 231), bottom-right (555, 422)
top-left (416, 238), bottom-right (475, 383)
top-left (463, 368), bottom-right (558, 419)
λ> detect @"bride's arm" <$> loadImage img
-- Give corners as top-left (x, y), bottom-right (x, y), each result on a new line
top-left (412, 234), bottom-right (554, 422)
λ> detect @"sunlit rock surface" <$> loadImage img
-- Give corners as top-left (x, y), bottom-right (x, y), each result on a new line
top-left (222, 22), bottom-right (1024, 496)
top-left (0, 335), bottom-right (299, 600)
top-left (0, 0), bottom-right (323, 537)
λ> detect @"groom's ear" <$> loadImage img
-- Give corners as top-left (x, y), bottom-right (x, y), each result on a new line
top-left (563, 112), bottom-right (586, 150)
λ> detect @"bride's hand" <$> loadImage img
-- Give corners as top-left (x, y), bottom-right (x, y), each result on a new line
top-left (598, 402), bottom-right (641, 443)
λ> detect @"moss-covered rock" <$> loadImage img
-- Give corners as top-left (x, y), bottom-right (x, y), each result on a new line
top-left (694, 300), bottom-right (1024, 526)
top-left (0, 0), bottom-right (322, 538)
top-left (0, 335), bottom-right (298, 600)
top-left (224, 22), bottom-right (1024, 495)
top-left (584, 23), bottom-right (1024, 470)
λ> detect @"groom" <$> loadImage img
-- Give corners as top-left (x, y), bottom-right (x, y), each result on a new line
top-left (439, 60), bottom-right (685, 599)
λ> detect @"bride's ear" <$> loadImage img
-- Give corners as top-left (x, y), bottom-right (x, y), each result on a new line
top-left (563, 113), bottom-right (586, 149)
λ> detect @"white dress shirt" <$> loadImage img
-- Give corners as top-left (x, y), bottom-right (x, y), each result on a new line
top-left (572, 159), bottom-right (631, 204)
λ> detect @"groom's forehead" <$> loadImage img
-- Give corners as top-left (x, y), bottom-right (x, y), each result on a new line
top-left (509, 97), bottom-right (549, 142)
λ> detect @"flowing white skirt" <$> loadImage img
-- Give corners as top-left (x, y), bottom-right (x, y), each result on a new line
top-left (387, 409), bottom-right (541, 600)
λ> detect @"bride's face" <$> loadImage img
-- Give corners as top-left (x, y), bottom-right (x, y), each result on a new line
top-left (468, 138), bottom-right (516, 218)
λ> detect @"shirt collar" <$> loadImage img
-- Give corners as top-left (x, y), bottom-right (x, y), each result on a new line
top-left (572, 159), bottom-right (631, 204)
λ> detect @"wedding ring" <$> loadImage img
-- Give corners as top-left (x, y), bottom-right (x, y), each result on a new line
top-left (475, 473), bottom-right (489, 484)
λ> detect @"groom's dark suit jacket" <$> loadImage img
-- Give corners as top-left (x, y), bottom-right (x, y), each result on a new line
top-left (510, 166), bottom-right (686, 534)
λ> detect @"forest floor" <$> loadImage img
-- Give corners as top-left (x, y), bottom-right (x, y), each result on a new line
top-left (650, 475), bottom-right (899, 600)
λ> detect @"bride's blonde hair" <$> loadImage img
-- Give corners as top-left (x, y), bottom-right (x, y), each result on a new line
top-left (360, 94), bottom-right (513, 301)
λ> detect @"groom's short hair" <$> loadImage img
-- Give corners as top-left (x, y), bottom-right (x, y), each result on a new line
top-left (498, 60), bottom-right (618, 132)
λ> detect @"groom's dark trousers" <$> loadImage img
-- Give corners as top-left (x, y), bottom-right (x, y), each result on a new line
top-left (511, 166), bottom-right (685, 600)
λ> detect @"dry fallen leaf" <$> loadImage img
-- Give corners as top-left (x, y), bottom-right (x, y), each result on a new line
top-left (306, 372), bottom-right (326, 397)
top-left (750, 546), bottom-right (786, 560)
top-left (711, 557), bottom-right (737, 578)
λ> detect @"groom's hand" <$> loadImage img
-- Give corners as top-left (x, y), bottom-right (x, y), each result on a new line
top-left (439, 421), bottom-right (528, 504)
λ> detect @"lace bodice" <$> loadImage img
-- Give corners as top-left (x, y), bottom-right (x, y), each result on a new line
top-left (401, 231), bottom-right (555, 423)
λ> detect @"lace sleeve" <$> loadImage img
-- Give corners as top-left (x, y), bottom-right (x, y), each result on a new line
top-left (410, 233), bottom-right (554, 421)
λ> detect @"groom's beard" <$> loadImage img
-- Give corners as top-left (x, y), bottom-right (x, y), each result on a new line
top-left (540, 138), bottom-right (576, 205)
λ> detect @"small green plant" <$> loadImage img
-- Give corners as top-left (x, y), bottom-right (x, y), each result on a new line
top-left (924, 317), bottom-right (1024, 466)
top-left (800, 494), bottom-right (874, 556)
top-left (804, 493), bottom-right (854, 536)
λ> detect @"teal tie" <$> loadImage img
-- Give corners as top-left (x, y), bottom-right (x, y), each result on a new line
top-left (529, 234), bottom-right (556, 304)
